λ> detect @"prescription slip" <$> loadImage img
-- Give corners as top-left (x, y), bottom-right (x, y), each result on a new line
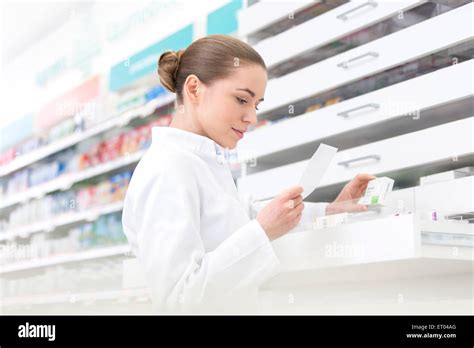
top-left (298, 143), bottom-right (338, 199)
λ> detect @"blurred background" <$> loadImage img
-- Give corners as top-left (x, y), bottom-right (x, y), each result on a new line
top-left (0, 0), bottom-right (472, 314)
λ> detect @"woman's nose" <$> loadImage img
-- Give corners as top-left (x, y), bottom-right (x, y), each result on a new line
top-left (243, 110), bottom-right (258, 125)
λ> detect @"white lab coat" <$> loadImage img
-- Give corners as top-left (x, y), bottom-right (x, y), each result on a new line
top-left (122, 126), bottom-right (328, 314)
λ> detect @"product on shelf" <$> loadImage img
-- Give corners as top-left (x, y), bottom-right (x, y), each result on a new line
top-left (1, 170), bottom-right (132, 233)
top-left (0, 148), bottom-right (16, 167)
top-left (313, 212), bottom-right (349, 230)
top-left (78, 212), bottom-right (126, 250)
top-left (144, 85), bottom-right (167, 102)
top-left (305, 103), bottom-right (322, 113)
top-left (324, 96), bottom-right (342, 107)
top-left (1, 212), bottom-right (127, 266)
top-left (116, 87), bottom-right (148, 114)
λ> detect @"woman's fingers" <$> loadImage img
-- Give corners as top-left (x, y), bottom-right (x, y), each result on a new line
top-left (280, 185), bottom-right (303, 201)
top-left (293, 195), bottom-right (303, 207)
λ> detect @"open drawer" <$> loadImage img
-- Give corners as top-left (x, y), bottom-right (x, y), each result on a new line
top-left (264, 207), bottom-right (473, 289)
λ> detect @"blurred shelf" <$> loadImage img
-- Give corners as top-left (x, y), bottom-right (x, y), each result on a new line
top-left (0, 149), bottom-right (146, 210)
top-left (0, 244), bottom-right (131, 275)
top-left (237, 118), bottom-right (474, 200)
top-left (0, 94), bottom-right (174, 177)
top-left (238, 0), bottom-right (315, 38)
top-left (257, 4), bottom-right (473, 115)
top-left (0, 201), bottom-right (124, 241)
top-left (0, 287), bottom-right (151, 307)
top-left (262, 214), bottom-right (474, 289)
top-left (255, 0), bottom-right (421, 71)
top-left (237, 61), bottom-right (474, 166)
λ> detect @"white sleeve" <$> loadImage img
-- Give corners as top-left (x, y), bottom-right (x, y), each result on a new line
top-left (123, 169), bottom-right (281, 314)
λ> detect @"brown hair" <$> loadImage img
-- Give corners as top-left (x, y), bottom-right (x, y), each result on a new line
top-left (157, 34), bottom-right (266, 103)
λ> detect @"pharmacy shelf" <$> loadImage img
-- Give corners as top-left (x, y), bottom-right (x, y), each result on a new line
top-left (0, 149), bottom-right (146, 210)
top-left (237, 117), bottom-right (474, 200)
top-left (0, 94), bottom-right (174, 177)
top-left (0, 287), bottom-right (151, 307)
top-left (238, 0), bottom-right (314, 37)
top-left (257, 3), bottom-right (473, 115)
top-left (0, 244), bottom-right (131, 275)
top-left (255, 0), bottom-right (421, 70)
top-left (262, 214), bottom-right (473, 289)
top-left (0, 201), bottom-right (124, 241)
top-left (237, 61), bottom-right (474, 165)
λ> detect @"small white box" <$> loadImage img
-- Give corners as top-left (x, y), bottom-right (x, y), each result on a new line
top-left (358, 177), bottom-right (395, 205)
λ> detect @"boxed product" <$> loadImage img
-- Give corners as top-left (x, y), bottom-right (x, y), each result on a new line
top-left (313, 212), bottom-right (349, 230)
top-left (358, 177), bottom-right (395, 205)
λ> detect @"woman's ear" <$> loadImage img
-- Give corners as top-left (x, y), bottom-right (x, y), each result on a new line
top-left (183, 74), bottom-right (201, 104)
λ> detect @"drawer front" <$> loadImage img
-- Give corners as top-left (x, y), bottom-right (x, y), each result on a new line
top-left (258, 3), bottom-right (474, 114)
top-left (271, 215), bottom-right (418, 273)
top-left (256, 0), bottom-right (422, 69)
top-left (237, 118), bottom-right (474, 199)
top-left (238, 60), bottom-right (474, 159)
top-left (238, 0), bottom-right (314, 37)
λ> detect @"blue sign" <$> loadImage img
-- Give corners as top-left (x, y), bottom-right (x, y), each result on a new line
top-left (109, 24), bottom-right (193, 92)
top-left (207, 0), bottom-right (243, 35)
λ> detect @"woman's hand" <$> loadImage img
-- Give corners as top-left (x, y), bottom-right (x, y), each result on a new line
top-left (326, 173), bottom-right (377, 215)
top-left (257, 185), bottom-right (304, 241)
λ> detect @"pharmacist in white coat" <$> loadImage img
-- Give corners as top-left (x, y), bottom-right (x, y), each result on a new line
top-left (122, 35), bottom-right (375, 314)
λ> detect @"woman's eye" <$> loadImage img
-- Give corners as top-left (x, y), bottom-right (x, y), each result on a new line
top-left (236, 97), bottom-right (247, 104)
top-left (255, 105), bottom-right (260, 111)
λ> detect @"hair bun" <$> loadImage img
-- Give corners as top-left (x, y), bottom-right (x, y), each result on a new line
top-left (158, 49), bottom-right (184, 93)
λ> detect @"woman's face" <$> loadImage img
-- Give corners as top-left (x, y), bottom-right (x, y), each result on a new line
top-left (196, 64), bottom-right (267, 149)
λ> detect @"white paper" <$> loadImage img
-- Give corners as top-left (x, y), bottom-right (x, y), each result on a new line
top-left (298, 143), bottom-right (338, 199)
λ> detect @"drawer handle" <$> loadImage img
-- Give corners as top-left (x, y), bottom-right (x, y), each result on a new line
top-left (337, 103), bottom-right (380, 118)
top-left (338, 155), bottom-right (381, 167)
top-left (337, 51), bottom-right (379, 69)
top-left (336, 1), bottom-right (378, 21)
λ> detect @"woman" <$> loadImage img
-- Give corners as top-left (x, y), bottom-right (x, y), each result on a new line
top-left (122, 34), bottom-right (375, 314)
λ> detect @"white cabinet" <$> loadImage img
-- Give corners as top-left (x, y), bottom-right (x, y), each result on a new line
top-left (256, 182), bottom-right (474, 314)
top-left (237, 60), bottom-right (474, 161)
top-left (238, 1), bottom-right (316, 38)
top-left (255, 0), bottom-right (422, 70)
top-left (237, 117), bottom-right (474, 200)
top-left (257, 3), bottom-right (473, 115)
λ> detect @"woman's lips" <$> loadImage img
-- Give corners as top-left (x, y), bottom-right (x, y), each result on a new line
top-left (232, 127), bottom-right (244, 139)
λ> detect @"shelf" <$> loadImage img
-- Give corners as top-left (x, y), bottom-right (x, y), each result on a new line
top-left (0, 149), bottom-right (146, 210)
top-left (237, 61), bottom-right (474, 166)
top-left (255, 0), bottom-right (422, 71)
top-left (238, 0), bottom-right (315, 38)
top-left (257, 3), bottom-right (473, 116)
top-left (0, 201), bottom-right (124, 241)
top-left (0, 287), bottom-right (151, 307)
top-left (0, 244), bottom-right (131, 275)
top-left (0, 94), bottom-right (174, 177)
top-left (237, 118), bottom-right (474, 201)
top-left (262, 214), bottom-right (473, 289)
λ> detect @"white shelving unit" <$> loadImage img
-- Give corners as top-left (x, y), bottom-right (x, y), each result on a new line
top-left (0, 287), bottom-right (151, 308)
top-left (0, 94), bottom-right (173, 177)
top-left (235, 1), bottom-right (474, 314)
top-left (0, 244), bottom-right (131, 275)
top-left (0, 149), bottom-right (145, 210)
top-left (0, 53), bottom-right (175, 316)
top-left (0, 200), bottom-right (124, 241)
top-left (258, 212), bottom-right (473, 314)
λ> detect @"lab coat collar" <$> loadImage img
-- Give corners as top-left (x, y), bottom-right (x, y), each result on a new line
top-left (152, 126), bottom-right (226, 158)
